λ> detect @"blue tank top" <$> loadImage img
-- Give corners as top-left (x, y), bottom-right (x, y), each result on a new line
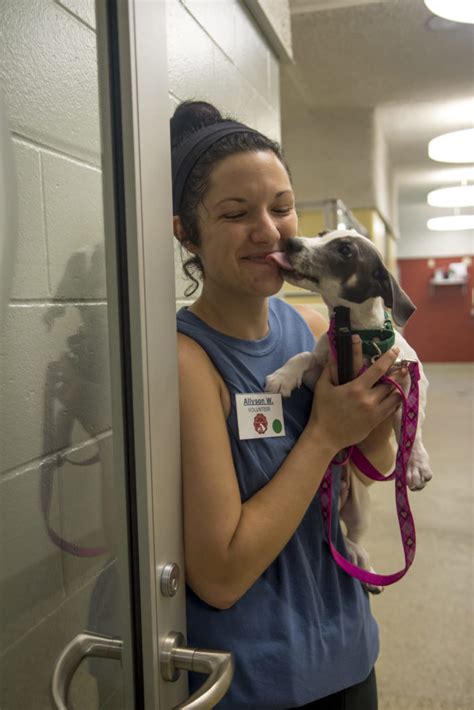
top-left (177, 297), bottom-right (379, 708)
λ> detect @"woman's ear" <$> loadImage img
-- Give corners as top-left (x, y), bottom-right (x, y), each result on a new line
top-left (173, 216), bottom-right (198, 254)
top-left (173, 215), bottom-right (186, 242)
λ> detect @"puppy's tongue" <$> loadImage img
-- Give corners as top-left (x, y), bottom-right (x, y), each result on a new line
top-left (265, 251), bottom-right (294, 271)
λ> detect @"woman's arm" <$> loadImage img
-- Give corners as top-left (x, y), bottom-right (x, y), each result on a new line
top-left (178, 332), bottom-right (402, 609)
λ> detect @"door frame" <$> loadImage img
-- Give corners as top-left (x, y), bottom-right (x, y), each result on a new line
top-left (96, 1), bottom-right (186, 707)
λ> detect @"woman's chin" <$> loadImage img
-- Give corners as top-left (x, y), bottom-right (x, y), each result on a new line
top-left (250, 273), bottom-right (284, 297)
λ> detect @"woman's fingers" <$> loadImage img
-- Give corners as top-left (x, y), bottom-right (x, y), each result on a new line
top-left (359, 346), bottom-right (401, 389)
top-left (378, 390), bottom-right (404, 420)
top-left (372, 361), bottom-right (410, 404)
top-left (351, 335), bottom-right (364, 379)
top-left (328, 353), bottom-right (339, 385)
top-left (385, 366), bottom-right (409, 388)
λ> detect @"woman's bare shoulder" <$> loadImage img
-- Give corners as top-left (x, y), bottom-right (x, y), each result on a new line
top-left (292, 303), bottom-right (328, 339)
top-left (177, 332), bottom-right (231, 416)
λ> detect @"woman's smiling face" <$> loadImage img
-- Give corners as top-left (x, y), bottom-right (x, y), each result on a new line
top-left (194, 150), bottom-right (298, 298)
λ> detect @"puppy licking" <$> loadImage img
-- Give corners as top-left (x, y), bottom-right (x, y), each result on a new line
top-left (265, 229), bottom-right (432, 589)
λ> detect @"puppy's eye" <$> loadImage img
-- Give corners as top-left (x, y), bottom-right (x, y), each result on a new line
top-left (338, 244), bottom-right (352, 257)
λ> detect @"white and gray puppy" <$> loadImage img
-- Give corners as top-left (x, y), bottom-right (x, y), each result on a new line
top-left (265, 230), bottom-right (432, 586)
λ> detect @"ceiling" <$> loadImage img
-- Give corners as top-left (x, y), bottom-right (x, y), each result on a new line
top-left (283, 0), bottom-right (474, 234)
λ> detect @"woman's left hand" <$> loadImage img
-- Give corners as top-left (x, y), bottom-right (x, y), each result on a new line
top-left (348, 336), bottom-right (408, 478)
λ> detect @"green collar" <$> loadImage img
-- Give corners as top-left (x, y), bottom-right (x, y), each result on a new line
top-left (353, 312), bottom-right (395, 359)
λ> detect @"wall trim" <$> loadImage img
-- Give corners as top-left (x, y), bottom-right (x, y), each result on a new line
top-left (242, 0), bottom-right (294, 63)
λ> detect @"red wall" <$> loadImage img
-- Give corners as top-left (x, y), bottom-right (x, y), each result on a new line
top-left (398, 256), bottom-right (474, 362)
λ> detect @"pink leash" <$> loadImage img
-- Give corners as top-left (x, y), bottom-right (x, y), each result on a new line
top-left (40, 361), bottom-right (107, 558)
top-left (319, 320), bottom-right (420, 587)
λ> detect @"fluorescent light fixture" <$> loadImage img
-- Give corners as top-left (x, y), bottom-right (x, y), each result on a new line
top-left (428, 128), bottom-right (474, 163)
top-left (424, 0), bottom-right (474, 24)
top-left (427, 185), bottom-right (474, 207)
top-left (427, 215), bottom-right (474, 231)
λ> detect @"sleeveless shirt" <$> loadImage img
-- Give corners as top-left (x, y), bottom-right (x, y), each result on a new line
top-left (177, 297), bottom-right (379, 708)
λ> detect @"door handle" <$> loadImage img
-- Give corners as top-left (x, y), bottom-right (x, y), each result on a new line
top-left (51, 630), bottom-right (233, 709)
top-left (161, 631), bottom-right (234, 709)
top-left (51, 632), bottom-right (123, 710)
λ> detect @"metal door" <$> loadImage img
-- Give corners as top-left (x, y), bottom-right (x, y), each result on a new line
top-left (0, 1), bottom-right (232, 708)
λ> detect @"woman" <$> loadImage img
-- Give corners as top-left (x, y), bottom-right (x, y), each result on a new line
top-left (172, 100), bottom-right (403, 709)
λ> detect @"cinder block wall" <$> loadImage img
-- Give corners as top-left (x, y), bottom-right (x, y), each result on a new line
top-left (0, 0), bottom-right (285, 706)
top-left (166, 0), bottom-right (283, 309)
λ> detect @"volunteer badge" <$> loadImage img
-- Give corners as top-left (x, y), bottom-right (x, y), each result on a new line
top-left (235, 393), bottom-right (286, 440)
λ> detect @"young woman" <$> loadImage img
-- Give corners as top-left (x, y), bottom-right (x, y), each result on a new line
top-left (172, 100), bottom-right (403, 709)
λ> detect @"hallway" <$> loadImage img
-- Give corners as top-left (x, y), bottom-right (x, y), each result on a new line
top-left (370, 364), bottom-right (473, 710)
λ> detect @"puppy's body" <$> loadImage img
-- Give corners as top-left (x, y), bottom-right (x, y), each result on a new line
top-left (265, 230), bottom-right (432, 588)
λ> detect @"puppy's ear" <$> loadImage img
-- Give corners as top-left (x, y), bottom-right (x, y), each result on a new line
top-left (318, 230), bottom-right (330, 237)
top-left (377, 264), bottom-right (416, 326)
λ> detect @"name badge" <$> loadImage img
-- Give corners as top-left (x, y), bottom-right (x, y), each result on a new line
top-left (235, 393), bottom-right (286, 440)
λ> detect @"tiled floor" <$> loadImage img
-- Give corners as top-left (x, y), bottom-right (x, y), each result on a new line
top-left (370, 363), bottom-right (473, 710)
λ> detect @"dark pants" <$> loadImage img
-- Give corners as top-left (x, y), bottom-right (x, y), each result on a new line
top-left (288, 668), bottom-right (378, 710)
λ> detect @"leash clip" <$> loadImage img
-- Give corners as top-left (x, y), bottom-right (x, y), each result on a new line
top-left (386, 358), bottom-right (418, 375)
top-left (370, 341), bottom-right (383, 363)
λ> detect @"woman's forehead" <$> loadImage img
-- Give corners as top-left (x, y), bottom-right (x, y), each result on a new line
top-left (207, 150), bottom-right (291, 197)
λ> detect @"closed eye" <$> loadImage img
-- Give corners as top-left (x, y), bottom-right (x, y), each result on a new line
top-left (273, 208), bottom-right (293, 215)
top-left (222, 213), bottom-right (246, 220)
top-left (222, 207), bottom-right (293, 220)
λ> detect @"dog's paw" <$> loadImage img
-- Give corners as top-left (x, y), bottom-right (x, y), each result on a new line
top-left (344, 536), bottom-right (371, 569)
top-left (364, 570), bottom-right (384, 595)
top-left (265, 368), bottom-right (300, 398)
top-left (407, 462), bottom-right (433, 491)
top-left (343, 537), bottom-right (384, 594)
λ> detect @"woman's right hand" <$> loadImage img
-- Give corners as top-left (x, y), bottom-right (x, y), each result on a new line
top-left (308, 336), bottom-right (402, 453)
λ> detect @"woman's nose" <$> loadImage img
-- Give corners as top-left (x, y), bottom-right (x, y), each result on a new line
top-left (250, 211), bottom-right (281, 243)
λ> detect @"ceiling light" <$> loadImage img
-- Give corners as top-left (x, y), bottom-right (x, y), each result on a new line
top-left (427, 215), bottom-right (474, 231)
top-left (424, 0), bottom-right (474, 24)
top-left (427, 185), bottom-right (474, 207)
top-left (428, 129), bottom-right (474, 163)
top-left (426, 15), bottom-right (461, 30)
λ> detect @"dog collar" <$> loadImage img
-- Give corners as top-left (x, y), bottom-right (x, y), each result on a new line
top-left (352, 312), bottom-right (395, 360)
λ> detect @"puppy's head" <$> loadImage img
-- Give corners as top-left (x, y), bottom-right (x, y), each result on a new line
top-left (274, 229), bottom-right (415, 326)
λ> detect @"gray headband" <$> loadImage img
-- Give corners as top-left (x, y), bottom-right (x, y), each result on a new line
top-left (171, 120), bottom-right (263, 215)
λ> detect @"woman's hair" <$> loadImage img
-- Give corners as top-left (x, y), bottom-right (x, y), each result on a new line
top-left (170, 100), bottom-right (292, 297)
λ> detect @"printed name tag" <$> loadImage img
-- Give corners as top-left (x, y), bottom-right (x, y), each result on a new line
top-left (235, 393), bottom-right (286, 440)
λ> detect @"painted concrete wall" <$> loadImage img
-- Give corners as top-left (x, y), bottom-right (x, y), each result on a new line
top-left (399, 256), bottom-right (473, 362)
top-left (167, 0), bottom-right (283, 308)
top-left (281, 102), bottom-right (376, 210)
top-left (397, 201), bottom-right (474, 260)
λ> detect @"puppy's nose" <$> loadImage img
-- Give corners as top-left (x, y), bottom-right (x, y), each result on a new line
top-left (286, 237), bottom-right (303, 253)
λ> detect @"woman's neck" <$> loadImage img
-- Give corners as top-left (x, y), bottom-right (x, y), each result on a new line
top-left (189, 291), bottom-right (270, 340)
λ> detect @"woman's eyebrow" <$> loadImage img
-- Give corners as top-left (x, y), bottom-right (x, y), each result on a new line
top-left (214, 190), bottom-right (293, 208)
top-left (214, 197), bottom-right (246, 207)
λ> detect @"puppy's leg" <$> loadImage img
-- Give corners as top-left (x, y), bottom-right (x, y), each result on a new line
top-left (302, 362), bottom-right (324, 390)
top-left (265, 332), bottom-right (330, 397)
top-left (393, 364), bottom-right (433, 490)
top-left (340, 469), bottom-right (384, 594)
top-left (265, 351), bottom-right (318, 397)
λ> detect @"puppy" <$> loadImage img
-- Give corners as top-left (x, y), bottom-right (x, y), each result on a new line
top-left (265, 229), bottom-right (432, 586)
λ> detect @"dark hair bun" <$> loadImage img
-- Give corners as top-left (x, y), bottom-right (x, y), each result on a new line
top-left (170, 100), bottom-right (226, 149)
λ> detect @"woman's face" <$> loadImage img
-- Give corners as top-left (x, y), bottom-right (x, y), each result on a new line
top-left (193, 150), bottom-right (298, 299)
